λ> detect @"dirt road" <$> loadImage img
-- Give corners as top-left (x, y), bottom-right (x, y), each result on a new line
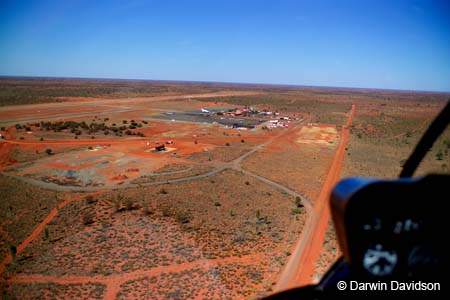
top-left (275, 104), bottom-right (355, 290)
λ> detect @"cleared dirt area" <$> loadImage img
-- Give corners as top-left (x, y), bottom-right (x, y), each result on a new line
top-left (296, 125), bottom-right (339, 146)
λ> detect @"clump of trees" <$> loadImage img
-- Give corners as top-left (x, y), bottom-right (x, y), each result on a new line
top-left (291, 196), bottom-right (303, 215)
top-left (13, 119), bottom-right (148, 137)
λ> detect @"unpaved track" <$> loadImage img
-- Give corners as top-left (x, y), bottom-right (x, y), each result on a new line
top-left (275, 104), bottom-right (355, 290)
top-left (6, 251), bottom-right (274, 300)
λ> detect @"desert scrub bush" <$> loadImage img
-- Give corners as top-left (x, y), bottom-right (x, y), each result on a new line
top-left (82, 211), bottom-right (95, 225)
top-left (124, 199), bottom-right (139, 211)
top-left (143, 205), bottom-right (153, 215)
top-left (45, 148), bottom-right (53, 155)
top-left (85, 195), bottom-right (96, 205)
top-left (290, 207), bottom-right (302, 215)
top-left (161, 205), bottom-right (171, 217)
top-left (175, 210), bottom-right (192, 224)
top-left (9, 245), bottom-right (17, 262)
top-left (295, 196), bottom-right (303, 208)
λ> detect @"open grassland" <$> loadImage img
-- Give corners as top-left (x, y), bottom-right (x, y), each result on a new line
top-left (7, 144), bottom-right (89, 164)
top-left (116, 260), bottom-right (285, 300)
top-left (342, 100), bottom-right (449, 178)
top-left (1, 282), bottom-right (105, 300)
top-left (242, 130), bottom-right (338, 202)
top-left (313, 220), bottom-right (338, 282)
top-left (0, 175), bottom-right (70, 261)
top-left (7, 170), bottom-right (303, 275)
top-left (4, 170), bottom-right (304, 299)
top-left (132, 164), bottom-right (214, 184)
top-left (315, 98), bottom-right (449, 280)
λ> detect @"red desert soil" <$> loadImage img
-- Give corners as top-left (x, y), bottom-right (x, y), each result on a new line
top-left (275, 104), bottom-right (355, 290)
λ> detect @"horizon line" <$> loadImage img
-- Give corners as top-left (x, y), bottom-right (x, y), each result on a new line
top-left (1, 74), bottom-right (450, 95)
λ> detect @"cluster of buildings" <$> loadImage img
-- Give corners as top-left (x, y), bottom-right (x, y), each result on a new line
top-left (268, 119), bottom-right (290, 128)
top-left (212, 106), bottom-right (294, 130)
top-left (221, 107), bottom-right (255, 117)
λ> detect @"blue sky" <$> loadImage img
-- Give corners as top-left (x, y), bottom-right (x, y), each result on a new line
top-left (1, 0), bottom-right (449, 91)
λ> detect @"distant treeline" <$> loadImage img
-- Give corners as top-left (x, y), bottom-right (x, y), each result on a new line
top-left (0, 77), bottom-right (249, 106)
top-left (1, 76), bottom-right (448, 106)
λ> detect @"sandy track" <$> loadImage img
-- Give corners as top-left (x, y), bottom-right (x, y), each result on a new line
top-left (275, 104), bottom-right (355, 290)
top-left (6, 251), bottom-right (272, 299)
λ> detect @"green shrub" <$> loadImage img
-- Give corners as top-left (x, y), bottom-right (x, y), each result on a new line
top-left (290, 207), bottom-right (302, 215)
top-left (175, 211), bottom-right (192, 224)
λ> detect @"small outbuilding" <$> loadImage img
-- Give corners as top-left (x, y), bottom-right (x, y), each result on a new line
top-left (155, 144), bottom-right (166, 151)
